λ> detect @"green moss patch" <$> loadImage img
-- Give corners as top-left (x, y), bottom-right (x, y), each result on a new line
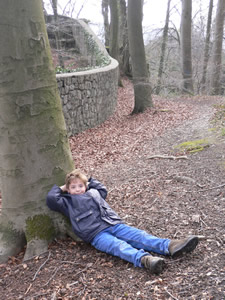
top-left (221, 128), bottom-right (225, 136)
top-left (25, 215), bottom-right (55, 242)
top-left (174, 138), bottom-right (210, 154)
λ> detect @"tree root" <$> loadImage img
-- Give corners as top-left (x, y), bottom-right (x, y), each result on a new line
top-left (24, 239), bottom-right (49, 261)
top-left (0, 221), bottom-right (26, 263)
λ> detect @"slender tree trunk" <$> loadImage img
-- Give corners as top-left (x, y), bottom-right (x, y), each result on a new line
top-left (103, 0), bottom-right (131, 77)
top-left (181, 0), bottom-right (194, 94)
top-left (155, 0), bottom-right (171, 95)
top-left (109, 0), bottom-right (119, 60)
top-left (0, 0), bottom-right (75, 262)
top-left (118, 0), bottom-right (131, 77)
top-left (200, 0), bottom-right (213, 94)
top-left (52, 0), bottom-right (64, 68)
top-left (102, 0), bottom-right (110, 52)
top-left (109, 0), bottom-right (122, 85)
top-left (127, 0), bottom-right (153, 113)
top-left (210, 0), bottom-right (225, 95)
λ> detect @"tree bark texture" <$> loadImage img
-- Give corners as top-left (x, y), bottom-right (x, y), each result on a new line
top-left (200, 0), bottom-right (213, 93)
top-left (127, 0), bottom-right (153, 113)
top-left (109, 0), bottom-right (119, 60)
top-left (0, 0), bottom-right (75, 262)
top-left (181, 0), bottom-right (194, 93)
top-left (210, 0), bottom-right (225, 95)
top-left (155, 0), bottom-right (171, 95)
top-left (102, 0), bottom-right (110, 51)
top-left (118, 0), bottom-right (131, 77)
top-left (109, 0), bottom-right (122, 85)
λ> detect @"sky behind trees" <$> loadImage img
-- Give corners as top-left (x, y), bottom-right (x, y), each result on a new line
top-left (44, 0), bottom-right (218, 27)
top-left (43, 0), bottom-right (219, 43)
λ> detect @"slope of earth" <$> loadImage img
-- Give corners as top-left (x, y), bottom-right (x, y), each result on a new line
top-left (0, 78), bottom-right (224, 300)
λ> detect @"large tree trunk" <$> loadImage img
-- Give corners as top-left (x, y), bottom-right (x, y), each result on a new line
top-left (127, 0), bottom-right (153, 114)
top-left (210, 0), bottom-right (225, 95)
top-left (155, 0), bottom-right (171, 95)
top-left (0, 0), bottom-right (75, 263)
top-left (200, 0), bottom-right (214, 94)
top-left (181, 0), bottom-right (194, 94)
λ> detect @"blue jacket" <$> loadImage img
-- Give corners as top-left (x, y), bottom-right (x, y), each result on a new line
top-left (46, 177), bottom-right (122, 243)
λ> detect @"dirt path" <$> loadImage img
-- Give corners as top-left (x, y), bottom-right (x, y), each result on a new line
top-left (1, 86), bottom-right (225, 299)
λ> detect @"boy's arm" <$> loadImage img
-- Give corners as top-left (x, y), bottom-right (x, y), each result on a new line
top-left (60, 184), bottom-right (67, 192)
top-left (87, 177), bottom-right (108, 199)
top-left (46, 184), bottom-right (70, 218)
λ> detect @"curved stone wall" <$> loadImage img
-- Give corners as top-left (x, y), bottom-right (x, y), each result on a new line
top-left (47, 17), bottom-right (119, 136)
top-left (57, 58), bottom-right (118, 136)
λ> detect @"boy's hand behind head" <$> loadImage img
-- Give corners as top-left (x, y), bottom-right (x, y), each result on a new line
top-left (60, 184), bottom-right (68, 192)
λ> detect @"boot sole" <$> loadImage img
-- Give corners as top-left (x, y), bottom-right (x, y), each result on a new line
top-left (172, 236), bottom-right (199, 258)
top-left (151, 259), bottom-right (166, 275)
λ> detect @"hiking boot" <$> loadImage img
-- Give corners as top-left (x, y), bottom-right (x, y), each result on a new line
top-left (141, 255), bottom-right (165, 275)
top-left (169, 236), bottom-right (199, 258)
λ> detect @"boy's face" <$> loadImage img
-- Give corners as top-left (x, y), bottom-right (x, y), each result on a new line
top-left (68, 178), bottom-right (86, 195)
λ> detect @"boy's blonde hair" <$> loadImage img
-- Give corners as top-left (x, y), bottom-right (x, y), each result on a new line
top-left (65, 169), bottom-right (88, 189)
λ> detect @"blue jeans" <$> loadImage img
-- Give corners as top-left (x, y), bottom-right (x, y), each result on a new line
top-left (91, 224), bottom-right (170, 267)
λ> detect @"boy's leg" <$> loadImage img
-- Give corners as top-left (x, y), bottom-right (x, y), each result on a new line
top-left (109, 224), bottom-right (171, 256)
top-left (91, 228), bottom-right (149, 267)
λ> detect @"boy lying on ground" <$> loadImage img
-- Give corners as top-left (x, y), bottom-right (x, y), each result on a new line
top-left (46, 169), bottom-right (199, 274)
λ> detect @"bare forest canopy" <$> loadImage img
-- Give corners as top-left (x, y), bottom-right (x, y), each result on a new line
top-left (43, 0), bottom-right (225, 96)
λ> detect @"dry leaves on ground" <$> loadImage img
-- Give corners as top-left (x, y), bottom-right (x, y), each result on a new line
top-left (1, 77), bottom-right (225, 300)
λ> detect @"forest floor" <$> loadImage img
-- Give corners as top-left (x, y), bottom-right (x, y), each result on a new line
top-left (1, 78), bottom-right (225, 300)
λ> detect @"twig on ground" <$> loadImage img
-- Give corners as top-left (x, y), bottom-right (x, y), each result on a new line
top-left (164, 288), bottom-right (179, 300)
top-left (72, 266), bottom-right (89, 278)
top-left (51, 291), bottom-right (57, 300)
top-left (200, 217), bottom-right (208, 227)
top-left (33, 251), bottom-right (51, 281)
top-left (61, 261), bottom-right (83, 266)
top-left (187, 183), bottom-right (225, 193)
top-left (196, 235), bottom-right (206, 240)
top-left (44, 266), bottom-right (61, 286)
top-left (148, 198), bottom-right (159, 210)
top-left (24, 292), bottom-right (49, 300)
top-left (172, 175), bottom-right (196, 184)
top-left (172, 175), bottom-right (205, 188)
top-left (66, 281), bottom-right (79, 288)
top-left (25, 283), bottom-right (32, 295)
top-left (44, 263), bottom-right (90, 287)
top-left (199, 183), bottom-right (225, 192)
top-left (147, 155), bottom-right (188, 160)
top-left (23, 250), bottom-right (49, 262)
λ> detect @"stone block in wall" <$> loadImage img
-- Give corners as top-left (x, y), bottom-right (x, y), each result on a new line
top-left (78, 76), bottom-right (84, 84)
top-left (86, 90), bottom-right (91, 98)
top-left (63, 95), bottom-right (68, 105)
top-left (77, 90), bottom-right (82, 100)
top-left (69, 84), bottom-right (75, 91)
top-left (66, 77), bottom-right (72, 85)
top-left (65, 86), bottom-right (70, 94)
